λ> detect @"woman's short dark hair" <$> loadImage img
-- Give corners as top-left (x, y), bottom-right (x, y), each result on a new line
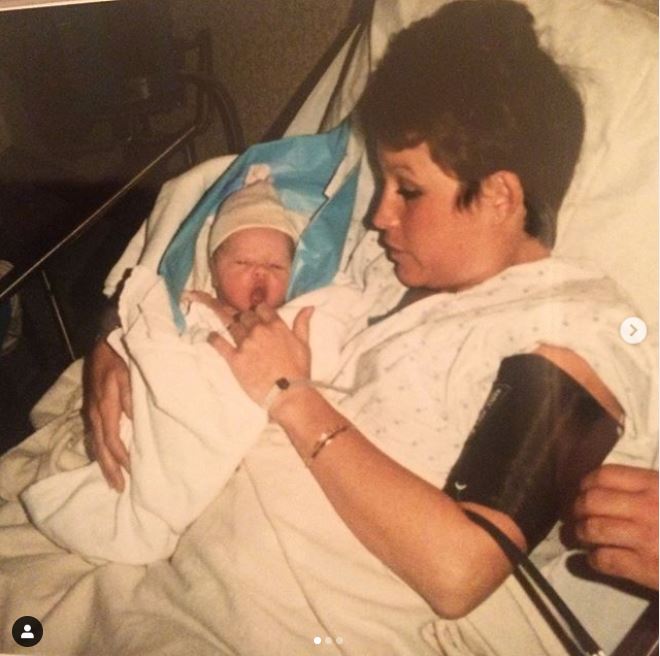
top-left (357, 0), bottom-right (585, 247)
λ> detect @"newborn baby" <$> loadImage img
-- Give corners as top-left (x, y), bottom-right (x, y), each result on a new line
top-left (201, 177), bottom-right (303, 314)
top-left (20, 176), bottom-right (361, 564)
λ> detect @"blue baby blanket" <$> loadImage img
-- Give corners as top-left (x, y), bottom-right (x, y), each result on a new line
top-left (158, 120), bottom-right (359, 331)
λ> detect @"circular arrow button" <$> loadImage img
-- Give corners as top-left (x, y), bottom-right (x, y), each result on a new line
top-left (619, 317), bottom-right (647, 345)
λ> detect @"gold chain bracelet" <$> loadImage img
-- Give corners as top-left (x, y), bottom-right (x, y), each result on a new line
top-left (304, 424), bottom-right (351, 468)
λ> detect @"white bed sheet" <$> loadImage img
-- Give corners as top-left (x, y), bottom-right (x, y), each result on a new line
top-left (0, 1), bottom-right (657, 655)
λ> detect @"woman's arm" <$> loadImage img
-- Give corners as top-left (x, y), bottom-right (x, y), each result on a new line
top-left (86, 289), bottom-right (242, 492)
top-left (272, 384), bottom-right (526, 618)
top-left (83, 345), bottom-right (132, 488)
top-left (209, 306), bottom-right (624, 617)
top-left (209, 305), bottom-right (525, 618)
top-left (83, 306), bottom-right (132, 492)
top-left (533, 344), bottom-right (623, 422)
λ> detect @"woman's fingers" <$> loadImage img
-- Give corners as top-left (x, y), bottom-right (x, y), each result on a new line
top-left (254, 302), bottom-right (276, 323)
top-left (580, 464), bottom-right (658, 494)
top-left (571, 465), bottom-right (659, 589)
top-left (586, 546), bottom-right (657, 590)
top-left (97, 438), bottom-right (126, 492)
top-left (574, 467), bottom-right (658, 525)
top-left (87, 404), bottom-right (125, 492)
top-left (229, 305), bottom-right (275, 343)
top-left (574, 516), bottom-right (642, 549)
top-left (117, 363), bottom-right (133, 421)
top-left (98, 364), bottom-right (131, 471)
top-left (227, 318), bottom-right (248, 345)
top-left (573, 487), bottom-right (644, 521)
top-left (98, 383), bottom-right (130, 477)
top-left (82, 340), bottom-right (132, 490)
top-left (292, 306), bottom-right (314, 344)
top-left (104, 425), bottom-right (131, 475)
top-left (237, 309), bottom-right (260, 332)
top-left (208, 330), bottom-right (236, 361)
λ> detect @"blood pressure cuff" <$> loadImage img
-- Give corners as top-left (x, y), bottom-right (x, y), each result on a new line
top-left (444, 354), bottom-right (620, 550)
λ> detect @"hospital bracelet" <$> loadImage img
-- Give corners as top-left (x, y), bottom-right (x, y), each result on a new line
top-left (262, 377), bottom-right (314, 412)
top-left (305, 424), bottom-right (351, 468)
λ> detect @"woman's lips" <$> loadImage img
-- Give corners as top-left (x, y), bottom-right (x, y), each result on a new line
top-left (384, 243), bottom-right (404, 260)
top-left (379, 234), bottom-right (405, 262)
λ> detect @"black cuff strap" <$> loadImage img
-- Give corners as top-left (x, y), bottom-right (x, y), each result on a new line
top-left (464, 509), bottom-right (604, 656)
top-left (444, 354), bottom-right (620, 550)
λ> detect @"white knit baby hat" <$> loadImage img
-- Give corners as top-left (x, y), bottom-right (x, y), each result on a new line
top-left (208, 177), bottom-right (306, 257)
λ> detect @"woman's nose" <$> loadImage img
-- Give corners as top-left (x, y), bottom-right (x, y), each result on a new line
top-left (371, 192), bottom-right (399, 231)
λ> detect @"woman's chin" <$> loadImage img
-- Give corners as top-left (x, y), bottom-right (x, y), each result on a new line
top-left (393, 262), bottom-right (424, 289)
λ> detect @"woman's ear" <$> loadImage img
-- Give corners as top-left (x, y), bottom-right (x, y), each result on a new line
top-left (480, 171), bottom-right (525, 223)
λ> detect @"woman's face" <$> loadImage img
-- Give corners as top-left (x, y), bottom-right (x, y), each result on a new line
top-left (372, 142), bottom-right (515, 292)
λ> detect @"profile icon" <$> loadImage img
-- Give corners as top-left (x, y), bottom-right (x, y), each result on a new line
top-left (11, 615), bottom-right (43, 647)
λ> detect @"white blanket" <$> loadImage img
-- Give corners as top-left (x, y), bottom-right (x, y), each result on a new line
top-left (18, 266), bottom-right (362, 564)
top-left (0, 256), bottom-right (655, 656)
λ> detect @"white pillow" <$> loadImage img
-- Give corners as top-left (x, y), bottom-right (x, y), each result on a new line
top-left (320, 0), bottom-right (657, 324)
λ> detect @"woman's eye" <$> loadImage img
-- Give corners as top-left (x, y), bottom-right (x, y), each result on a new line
top-left (397, 187), bottom-right (422, 201)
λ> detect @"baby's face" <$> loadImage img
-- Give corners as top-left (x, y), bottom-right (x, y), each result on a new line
top-left (211, 227), bottom-right (294, 312)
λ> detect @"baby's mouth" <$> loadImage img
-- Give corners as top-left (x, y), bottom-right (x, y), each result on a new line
top-left (250, 286), bottom-right (266, 307)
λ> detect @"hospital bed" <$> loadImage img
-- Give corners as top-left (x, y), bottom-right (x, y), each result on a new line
top-left (0, 1), bottom-right (657, 654)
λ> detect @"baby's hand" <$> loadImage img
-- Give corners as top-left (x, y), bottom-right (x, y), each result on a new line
top-left (181, 290), bottom-right (237, 326)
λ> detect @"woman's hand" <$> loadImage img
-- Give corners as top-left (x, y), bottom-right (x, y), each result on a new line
top-left (572, 464), bottom-right (658, 590)
top-left (82, 339), bottom-right (132, 492)
top-left (208, 303), bottom-right (314, 407)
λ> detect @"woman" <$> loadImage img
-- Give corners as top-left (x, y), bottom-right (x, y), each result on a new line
top-left (78, 1), bottom-right (650, 654)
